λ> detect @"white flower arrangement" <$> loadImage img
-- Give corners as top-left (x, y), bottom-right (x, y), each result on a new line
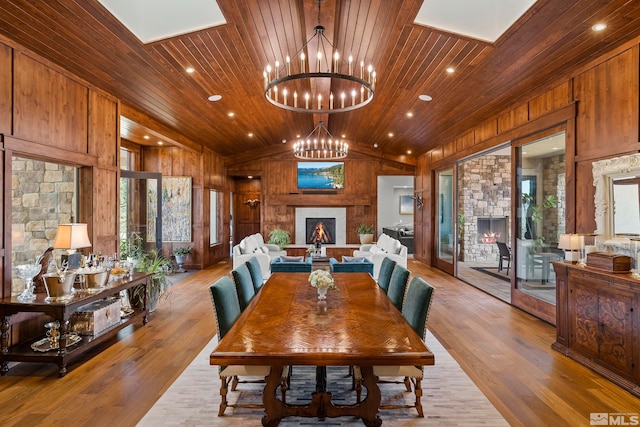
top-left (308, 270), bottom-right (338, 290)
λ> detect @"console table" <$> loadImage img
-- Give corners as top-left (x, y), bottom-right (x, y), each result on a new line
top-left (552, 262), bottom-right (640, 397)
top-left (0, 272), bottom-right (150, 377)
top-left (285, 244), bottom-right (360, 260)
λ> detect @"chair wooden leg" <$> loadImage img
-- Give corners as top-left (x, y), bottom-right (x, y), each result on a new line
top-left (231, 375), bottom-right (239, 391)
top-left (413, 377), bottom-right (424, 417)
top-left (219, 376), bottom-right (230, 416)
top-left (403, 376), bottom-right (411, 392)
top-left (355, 377), bottom-right (362, 403)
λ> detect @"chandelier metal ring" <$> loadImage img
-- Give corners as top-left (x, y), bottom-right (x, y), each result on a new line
top-left (264, 72), bottom-right (375, 114)
top-left (293, 121), bottom-right (348, 160)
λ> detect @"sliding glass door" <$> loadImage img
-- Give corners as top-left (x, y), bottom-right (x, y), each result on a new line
top-left (434, 168), bottom-right (454, 274)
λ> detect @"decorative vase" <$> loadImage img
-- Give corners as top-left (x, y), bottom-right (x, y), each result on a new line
top-left (317, 286), bottom-right (328, 300)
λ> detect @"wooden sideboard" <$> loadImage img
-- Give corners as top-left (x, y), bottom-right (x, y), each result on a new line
top-left (552, 262), bottom-right (640, 397)
top-left (0, 272), bottom-right (150, 377)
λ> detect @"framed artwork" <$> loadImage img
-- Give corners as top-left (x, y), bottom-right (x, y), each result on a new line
top-left (148, 176), bottom-right (192, 242)
top-left (400, 195), bottom-right (414, 215)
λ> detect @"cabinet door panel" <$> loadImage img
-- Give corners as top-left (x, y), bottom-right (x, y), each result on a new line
top-left (598, 288), bottom-right (634, 376)
top-left (570, 280), bottom-right (599, 358)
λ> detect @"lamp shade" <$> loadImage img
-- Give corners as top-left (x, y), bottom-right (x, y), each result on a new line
top-left (558, 234), bottom-right (583, 251)
top-left (53, 223), bottom-right (92, 251)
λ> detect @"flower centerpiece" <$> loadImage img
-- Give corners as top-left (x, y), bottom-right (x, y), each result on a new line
top-left (308, 270), bottom-right (337, 300)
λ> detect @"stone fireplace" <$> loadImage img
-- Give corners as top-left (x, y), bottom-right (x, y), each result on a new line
top-left (295, 208), bottom-right (346, 245)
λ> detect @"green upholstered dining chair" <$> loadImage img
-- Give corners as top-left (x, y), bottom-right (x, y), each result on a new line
top-left (386, 264), bottom-right (410, 312)
top-left (231, 263), bottom-right (256, 311)
top-left (354, 276), bottom-right (435, 417)
top-left (245, 256), bottom-right (264, 292)
top-left (376, 257), bottom-right (397, 293)
top-left (209, 276), bottom-right (288, 416)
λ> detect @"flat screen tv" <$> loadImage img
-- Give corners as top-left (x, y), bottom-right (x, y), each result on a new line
top-left (297, 161), bottom-right (344, 189)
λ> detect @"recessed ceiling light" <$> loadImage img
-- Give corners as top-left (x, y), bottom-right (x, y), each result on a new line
top-left (406, 112), bottom-right (413, 117)
top-left (143, 135), bottom-right (150, 139)
top-left (341, 134), bottom-right (346, 138)
top-left (388, 133), bottom-right (394, 137)
top-left (208, 95), bottom-right (222, 102)
top-left (185, 67), bottom-right (195, 73)
top-left (592, 23), bottom-right (607, 32)
top-left (157, 141), bottom-right (163, 145)
top-left (247, 176), bottom-right (253, 179)
top-left (282, 139), bottom-right (287, 144)
top-left (373, 143), bottom-right (379, 148)
top-left (407, 150), bottom-right (412, 154)
top-left (248, 133), bottom-right (253, 137)
top-left (228, 112), bottom-right (235, 117)
top-left (446, 67), bottom-right (455, 73)
top-left (418, 95), bottom-right (432, 101)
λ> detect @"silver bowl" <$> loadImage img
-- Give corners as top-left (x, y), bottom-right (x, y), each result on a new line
top-left (43, 272), bottom-right (77, 301)
top-left (84, 270), bottom-right (110, 292)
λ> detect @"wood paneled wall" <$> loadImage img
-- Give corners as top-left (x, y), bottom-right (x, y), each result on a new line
top-left (418, 41), bottom-right (640, 265)
top-left (228, 151), bottom-right (414, 244)
top-left (141, 146), bottom-right (229, 270)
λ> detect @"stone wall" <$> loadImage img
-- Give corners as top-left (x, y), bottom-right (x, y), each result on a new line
top-left (542, 154), bottom-right (565, 244)
top-left (11, 157), bottom-right (76, 294)
top-left (458, 155), bottom-right (512, 262)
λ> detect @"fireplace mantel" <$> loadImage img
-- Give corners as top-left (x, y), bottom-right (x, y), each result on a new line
top-left (266, 194), bottom-right (371, 207)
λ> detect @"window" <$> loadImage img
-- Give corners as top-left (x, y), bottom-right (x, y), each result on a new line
top-left (11, 156), bottom-right (79, 295)
top-left (210, 190), bottom-right (220, 245)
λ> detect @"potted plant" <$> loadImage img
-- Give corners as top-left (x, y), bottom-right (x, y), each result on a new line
top-left (121, 231), bottom-right (144, 270)
top-left (171, 246), bottom-right (191, 273)
top-left (268, 228), bottom-right (291, 250)
top-left (133, 249), bottom-right (173, 312)
top-left (356, 223), bottom-right (374, 244)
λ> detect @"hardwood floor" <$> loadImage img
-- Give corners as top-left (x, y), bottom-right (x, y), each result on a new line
top-left (0, 259), bottom-right (638, 426)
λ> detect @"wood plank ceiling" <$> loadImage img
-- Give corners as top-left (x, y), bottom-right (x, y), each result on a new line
top-left (0, 0), bottom-right (639, 166)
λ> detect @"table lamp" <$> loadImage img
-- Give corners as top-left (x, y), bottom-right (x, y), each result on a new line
top-left (53, 223), bottom-right (92, 269)
top-left (558, 233), bottom-right (582, 263)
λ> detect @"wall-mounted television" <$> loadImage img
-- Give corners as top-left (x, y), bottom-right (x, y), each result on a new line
top-left (297, 161), bottom-right (344, 189)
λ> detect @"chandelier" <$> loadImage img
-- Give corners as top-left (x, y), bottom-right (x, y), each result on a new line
top-left (263, 1), bottom-right (375, 114)
top-left (293, 121), bottom-right (348, 160)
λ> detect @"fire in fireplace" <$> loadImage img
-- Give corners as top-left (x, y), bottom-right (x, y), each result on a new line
top-left (477, 217), bottom-right (507, 244)
top-left (306, 218), bottom-right (336, 244)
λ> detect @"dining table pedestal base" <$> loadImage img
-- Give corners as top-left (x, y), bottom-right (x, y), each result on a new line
top-left (262, 365), bottom-right (382, 427)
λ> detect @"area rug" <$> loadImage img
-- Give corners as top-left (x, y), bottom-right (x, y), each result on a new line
top-left (470, 266), bottom-right (510, 283)
top-left (137, 332), bottom-right (508, 426)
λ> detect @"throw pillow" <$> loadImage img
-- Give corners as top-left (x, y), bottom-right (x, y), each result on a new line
top-left (239, 238), bottom-right (248, 254)
top-left (281, 255), bottom-right (304, 263)
top-left (342, 256), bottom-right (366, 263)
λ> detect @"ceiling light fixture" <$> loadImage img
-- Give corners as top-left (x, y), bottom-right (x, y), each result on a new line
top-left (293, 121), bottom-right (348, 160)
top-left (263, 0), bottom-right (375, 114)
top-left (592, 23), bottom-right (607, 32)
top-left (419, 94), bottom-right (432, 101)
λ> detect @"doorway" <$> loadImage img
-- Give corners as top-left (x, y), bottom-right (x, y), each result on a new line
top-left (120, 170), bottom-right (162, 255)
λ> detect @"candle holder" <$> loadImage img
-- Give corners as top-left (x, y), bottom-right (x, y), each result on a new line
top-left (631, 238), bottom-right (640, 279)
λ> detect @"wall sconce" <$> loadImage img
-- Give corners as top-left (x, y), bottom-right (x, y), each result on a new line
top-left (410, 194), bottom-right (423, 210)
top-left (53, 223), bottom-right (92, 269)
top-left (244, 199), bottom-right (260, 208)
top-left (558, 233), bottom-right (582, 263)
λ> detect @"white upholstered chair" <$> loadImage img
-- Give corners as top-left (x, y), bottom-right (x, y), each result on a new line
top-left (353, 233), bottom-right (408, 280)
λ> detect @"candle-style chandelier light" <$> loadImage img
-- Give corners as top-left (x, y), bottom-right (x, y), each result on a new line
top-left (293, 121), bottom-right (347, 160)
top-left (263, 0), bottom-right (375, 114)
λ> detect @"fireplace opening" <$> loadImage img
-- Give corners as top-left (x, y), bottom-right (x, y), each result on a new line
top-left (306, 218), bottom-right (336, 244)
top-left (477, 217), bottom-right (507, 244)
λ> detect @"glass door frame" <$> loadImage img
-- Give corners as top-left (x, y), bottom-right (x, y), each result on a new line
top-left (511, 125), bottom-right (568, 325)
top-left (433, 167), bottom-right (455, 275)
top-left (120, 170), bottom-right (162, 254)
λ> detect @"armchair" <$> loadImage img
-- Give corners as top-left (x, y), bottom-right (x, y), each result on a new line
top-left (353, 233), bottom-right (408, 280)
top-left (329, 257), bottom-right (374, 275)
top-left (270, 256), bottom-right (313, 273)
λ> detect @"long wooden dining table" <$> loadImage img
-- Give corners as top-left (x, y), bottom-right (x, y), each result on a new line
top-left (209, 272), bottom-right (434, 426)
